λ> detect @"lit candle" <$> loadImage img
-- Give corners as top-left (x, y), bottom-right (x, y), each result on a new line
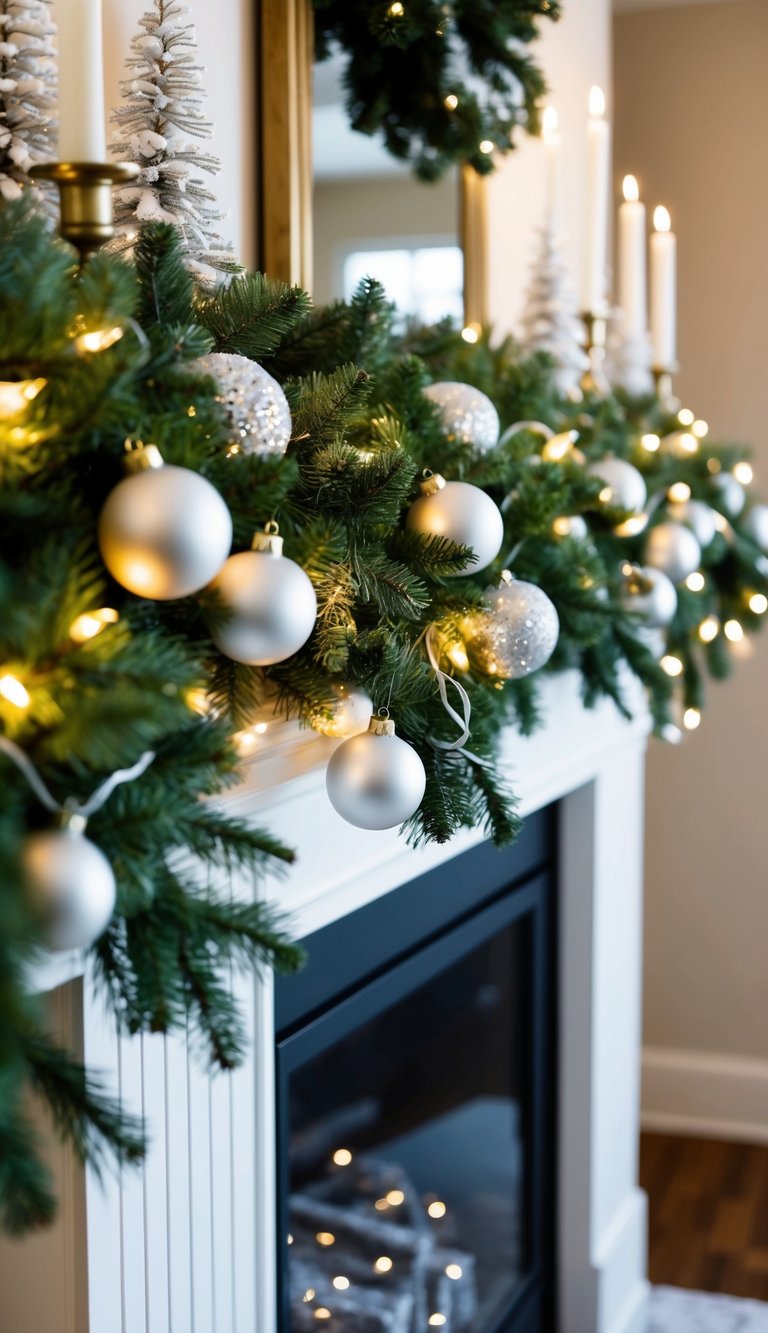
top-left (541, 105), bottom-right (560, 224)
top-left (583, 85), bottom-right (610, 313)
top-left (618, 174), bottom-right (647, 338)
top-left (53, 0), bottom-right (106, 161)
top-left (650, 205), bottom-right (676, 368)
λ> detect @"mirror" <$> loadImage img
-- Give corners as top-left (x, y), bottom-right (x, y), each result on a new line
top-left (256, 0), bottom-right (486, 326)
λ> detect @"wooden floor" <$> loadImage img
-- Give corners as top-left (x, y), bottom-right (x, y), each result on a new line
top-left (640, 1132), bottom-right (768, 1299)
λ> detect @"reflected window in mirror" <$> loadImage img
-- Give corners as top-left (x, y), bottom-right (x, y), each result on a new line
top-left (342, 244), bottom-right (463, 325)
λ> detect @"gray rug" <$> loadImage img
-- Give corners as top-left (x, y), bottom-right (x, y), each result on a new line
top-left (649, 1286), bottom-right (768, 1331)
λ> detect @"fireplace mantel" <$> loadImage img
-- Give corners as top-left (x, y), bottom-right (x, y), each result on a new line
top-left (1, 670), bottom-right (652, 1333)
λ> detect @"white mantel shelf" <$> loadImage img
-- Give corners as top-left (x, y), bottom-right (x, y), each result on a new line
top-left (1, 670), bottom-right (653, 1333)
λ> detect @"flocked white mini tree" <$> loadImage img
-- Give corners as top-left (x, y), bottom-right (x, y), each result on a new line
top-left (0, 0), bottom-right (57, 214)
top-left (519, 223), bottom-right (588, 398)
top-left (109, 0), bottom-right (236, 278)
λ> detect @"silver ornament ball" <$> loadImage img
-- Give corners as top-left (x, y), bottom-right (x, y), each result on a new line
top-left (645, 521), bottom-right (702, 583)
top-left (326, 716), bottom-right (427, 830)
top-left (24, 823), bottom-right (116, 951)
top-left (712, 472), bottom-right (746, 517)
top-left (315, 684), bottom-right (373, 739)
top-left (667, 499), bottom-right (717, 549)
top-left (465, 573), bottom-right (560, 679)
top-left (620, 564), bottom-right (678, 629)
top-left (209, 528), bottom-right (317, 665)
top-left (406, 474), bottom-right (504, 577)
top-left (423, 381), bottom-right (500, 453)
top-left (743, 503), bottom-right (768, 552)
top-left (194, 351), bottom-right (292, 458)
top-left (99, 454), bottom-right (232, 600)
top-left (587, 456), bottom-right (647, 515)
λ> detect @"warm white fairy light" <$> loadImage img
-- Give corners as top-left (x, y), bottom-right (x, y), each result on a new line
top-left (749, 593), bottom-right (768, 614)
top-left (303, 1289), bottom-right (316, 1303)
top-left (733, 462), bottom-right (754, 485)
top-left (69, 606), bottom-right (119, 643)
top-left (287, 1234), bottom-right (294, 1246)
top-left (667, 482), bottom-right (691, 503)
top-left (677, 408), bottom-right (695, 427)
top-left (661, 654), bottom-right (684, 677)
top-left (447, 642), bottom-right (470, 671)
top-left (444, 93), bottom-right (458, 110)
top-left (698, 616), bottom-right (719, 643)
top-left (676, 433), bottom-right (698, 455)
top-left (541, 429), bottom-right (580, 462)
top-left (387, 1), bottom-right (404, 14)
top-left (686, 572), bottom-right (705, 592)
top-left (428, 1316), bottom-right (447, 1327)
top-left (724, 619), bottom-right (744, 642)
top-left (374, 1256), bottom-right (393, 1273)
top-left (614, 514), bottom-right (650, 538)
top-left (683, 707), bottom-right (701, 730)
top-left (314, 1310), bottom-right (332, 1321)
top-left (461, 322), bottom-right (480, 344)
top-left (692, 419), bottom-right (709, 439)
top-left (75, 326), bottom-right (124, 355)
top-left (427, 1200), bottom-right (447, 1218)
top-left (0, 674), bottom-right (30, 708)
top-left (445, 1264), bottom-right (463, 1280)
top-left (385, 1189), bottom-right (405, 1206)
top-left (0, 377), bottom-right (46, 420)
top-left (332, 1276), bottom-right (350, 1290)
top-left (479, 139), bottom-right (494, 154)
top-left (641, 433), bottom-right (660, 453)
top-left (315, 1232), bottom-right (335, 1246)
top-left (333, 1148), bottom-right (353, 1166)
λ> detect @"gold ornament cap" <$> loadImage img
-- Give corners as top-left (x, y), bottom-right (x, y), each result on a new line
top-left (368, 713), bottom-right (396, 737)
top-left (124, 440), bottom-right (164, 473)
top-left (56, 809), bottom-right (88, 835)
top-left (620, 561), bottom-right (653, 596)
top-left (251, 521), bottom-right (284, 556)
top-left (418, 470), bottom-right (446, 497)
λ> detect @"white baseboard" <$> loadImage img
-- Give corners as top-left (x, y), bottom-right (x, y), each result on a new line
top-left (642, 1046), bottom-right (768, 1143)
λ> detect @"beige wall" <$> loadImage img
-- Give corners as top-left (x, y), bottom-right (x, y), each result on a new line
top-left (614, 1), bottom-right (768, 1060)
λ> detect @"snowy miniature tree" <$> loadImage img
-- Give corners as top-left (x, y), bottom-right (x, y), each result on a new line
top-left (109, 0), bottom-right (236, 279)
top-left (0, 0), bottom-right (57, 215)
top-left (519, 223), bottom-right (588, 398)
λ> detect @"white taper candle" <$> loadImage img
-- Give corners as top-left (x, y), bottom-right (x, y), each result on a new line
top-left (53, 0), bottom-right (106, 161)
top-left (583, 85), bottom-right (611, 313)
top-left (618, 174), bottom-right (647, 338)
top-left (650, 205), bottom-right (677, 368)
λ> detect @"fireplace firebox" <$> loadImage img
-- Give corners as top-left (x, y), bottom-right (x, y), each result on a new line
top-left (274, 805), bottom-right (557, 1333)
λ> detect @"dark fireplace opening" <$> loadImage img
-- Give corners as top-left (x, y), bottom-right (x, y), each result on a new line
top-left (274, 805), bottom-right (558, 1333)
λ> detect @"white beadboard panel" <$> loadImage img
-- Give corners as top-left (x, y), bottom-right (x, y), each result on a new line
top-left (118, 1028), bottom-right (147, 1333)
top-left (210, 1068), bottom-right (235, 1332)
top-left (186, 1049), bottom-right (214, 1333)
top-left (164, 1029), bottom-right (193, 1333)
top-left (141, 1032), bottom-right (169, 1332)
top-left (82, 975), bottom-right (122, 1333)
top-left (230, 973), bottom-right (258, 1333)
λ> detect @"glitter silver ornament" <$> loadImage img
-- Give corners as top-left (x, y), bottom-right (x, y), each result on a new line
top-left (619, 563), bottom-right (678, 628)
top-left (99, 444), bottom-right (232, 600)
top-left (587, 456), bottom-right (647, 515)
top-left (405, 472), bottom-right (504, 577)
top-left (209, 523), bottom-right (317, 665)
top-left (743, 503), bottom-right (768, 552)
top-left (645, 521), bottom-right (701, 584)
top-left (326, 714), bottom-right (426, 830)
top-left (423, 381), bottom-right (500, 453)
top-left (24, 815), bottom-right (116, 951)
top-left (194, 351), bottom-right (292, 458)
top-left (667, 499), bottom-right (717, 549)
top-left (314, 684), bottom-right (373, 739)
top-left (712, 472), bottom-right (746, 517)
top-left (465, 571), bottom-right (559, 679)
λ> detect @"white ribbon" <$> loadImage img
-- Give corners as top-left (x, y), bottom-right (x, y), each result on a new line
top-left (425, 625), bottom-right (472, 752)
top-left (499, 419), bottom-right (554, 446)
top-left (0, 737), bottom-right (156, 819)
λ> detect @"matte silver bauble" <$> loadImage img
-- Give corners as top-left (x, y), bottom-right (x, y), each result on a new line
top-left (99, 445), bottom-right (232, 600)
top-left (423, 381), bottom-right (500, 453)
top-left (712, 472), bottom-right (746, 517)
top-left (24, 821), bottom-right (116, 951)
top-left (314, 684), bottom-right (373, 739)
top-left (645, 521), bottom-right (701, 583)
top-left (465, 571), bottom-right (559, 679)
top-left (587, 456), bottom-right (647, 515)
top-left (209, 525), bottom-right (317, 665)
top-left (405, 473), bottom-right (504, 577)
top-left (619, 563), bottom-right (678, 629)
top-left (193, 351), bottom-right (292, 458)
top-left (667, 499), bottom-right (717, 549)
top-left (326, 715), bottom-right (426, 830)
top-left (743, 503), bottom-right (768, 552)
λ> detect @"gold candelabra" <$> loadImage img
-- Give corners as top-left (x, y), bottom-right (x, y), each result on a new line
top-left (29, 161), bottom-right (140, 260)
top-left (652, 364), bottom-right (679, 411)
top-left (580, 310), bottom-right (610, 396)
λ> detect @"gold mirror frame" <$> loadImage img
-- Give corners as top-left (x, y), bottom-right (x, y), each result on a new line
top-left (255, 0), bottom-right (488, 327)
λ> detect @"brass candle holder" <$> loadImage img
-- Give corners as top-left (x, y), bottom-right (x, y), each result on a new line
top-left (652, 364), bottom-right (679, 411)
top-left (580, 309), bottom-right (610, 396)
top-left (28, 162), bottom-right (140, 260)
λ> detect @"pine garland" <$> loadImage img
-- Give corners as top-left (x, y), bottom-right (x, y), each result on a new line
top-left (1, 198), bottom-right (766, 1231)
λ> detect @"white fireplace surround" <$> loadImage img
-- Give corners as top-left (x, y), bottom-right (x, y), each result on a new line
top-left (1, 669), bottom-right (651, 1333)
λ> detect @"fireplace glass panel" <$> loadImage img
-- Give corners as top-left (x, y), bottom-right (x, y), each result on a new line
top-left (283, 920), bottom-right (530, 1332)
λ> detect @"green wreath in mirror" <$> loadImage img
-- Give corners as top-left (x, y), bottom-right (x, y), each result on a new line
top-left (313, 0), bottom-right (561, 182)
